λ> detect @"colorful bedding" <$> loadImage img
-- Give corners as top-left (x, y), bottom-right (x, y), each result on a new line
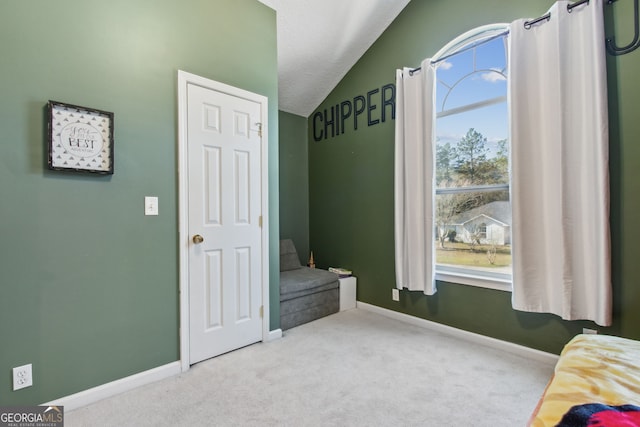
top-left (529, 334), bottom-right (640, 427)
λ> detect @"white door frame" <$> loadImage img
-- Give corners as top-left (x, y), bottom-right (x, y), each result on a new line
top-left (177, 70), bottom-right (270, 372)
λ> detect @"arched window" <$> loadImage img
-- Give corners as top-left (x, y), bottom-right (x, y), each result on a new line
top-left (434, 24), bottom-right (511, 289)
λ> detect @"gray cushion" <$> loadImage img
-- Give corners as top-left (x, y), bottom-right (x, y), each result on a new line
top-left (280, 267), bottom-right (339, 300)
top-left (280, 239), bottom-right (302, 271)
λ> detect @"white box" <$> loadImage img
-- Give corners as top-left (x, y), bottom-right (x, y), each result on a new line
top-left (339, 276), bottom-right (357, 311)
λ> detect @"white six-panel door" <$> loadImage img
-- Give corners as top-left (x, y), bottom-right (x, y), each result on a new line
top-left (186, 81), bottom-right (264, 364)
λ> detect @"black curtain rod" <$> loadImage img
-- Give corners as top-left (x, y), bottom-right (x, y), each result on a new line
top-left (408, 0), bottom-right (635, 76)
top-left (568, 0), bottom-right (591, 11)
top-left (524, 0), bottom-right (590, 29)
top-left (524, 13), bottom-right (551, 29)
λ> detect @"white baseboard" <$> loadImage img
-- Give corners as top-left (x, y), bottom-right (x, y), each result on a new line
top-left (267, 328), bottom-right (282, 341)
top-left (42, 361), bottom-right (181, 412)
top-left (47, 329), bottom-right (282, 412)
top-left (356, 302), bottom-right (559, 366)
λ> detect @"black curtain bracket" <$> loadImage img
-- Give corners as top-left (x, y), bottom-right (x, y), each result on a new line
top-left (521, 0), bottom-right (639, 56)
top-left (606, 0), bottom-right (640, 55)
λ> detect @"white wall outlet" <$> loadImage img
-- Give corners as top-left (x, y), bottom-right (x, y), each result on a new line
top-left (13, 363), bottom-right (33, 391)
top-left (392, 288), bottom-right (400, 301)
top-left (145, 196), bottom-right (159, 216)
top-left (583, 328), bottom-right (598, 335)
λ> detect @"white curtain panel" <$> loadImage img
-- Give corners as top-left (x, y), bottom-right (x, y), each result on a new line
top-left (509, 0), bottom-right (611, 325)
top-left (394, 59), bottom-right (436, 295)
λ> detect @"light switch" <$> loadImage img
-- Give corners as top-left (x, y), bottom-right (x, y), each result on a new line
top-left (145, 196), bottom-right (159, 216)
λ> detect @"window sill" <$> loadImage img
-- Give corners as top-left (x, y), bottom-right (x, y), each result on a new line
top-left (435, 268), bottom-right (512, 292)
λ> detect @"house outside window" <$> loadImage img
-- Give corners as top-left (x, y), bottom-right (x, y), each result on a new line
top-left (433, 25), bottom-right (512, 291)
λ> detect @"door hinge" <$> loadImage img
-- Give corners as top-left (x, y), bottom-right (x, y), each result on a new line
top-left (259, 305), bottom-right (264, 318)
top-left (259, 215), bottom-right (263, 228)
top-left (256, 122), bottom-right (262, 138)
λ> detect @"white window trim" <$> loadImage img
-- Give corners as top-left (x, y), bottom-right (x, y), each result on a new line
top-left (436, 266), bottom-right (512, 292)
top-left (432, 23), bottom-right (510, 63)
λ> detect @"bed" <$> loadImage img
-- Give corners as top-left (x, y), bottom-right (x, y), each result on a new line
top-left (529, 334), bottom-right (640, 426)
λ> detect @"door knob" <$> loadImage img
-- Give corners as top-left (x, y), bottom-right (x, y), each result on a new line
top-left (193, 234), bottom-right (204, 244)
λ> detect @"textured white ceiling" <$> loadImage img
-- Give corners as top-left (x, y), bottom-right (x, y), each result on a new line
top-left (258, 0), bottom-right (410, 118)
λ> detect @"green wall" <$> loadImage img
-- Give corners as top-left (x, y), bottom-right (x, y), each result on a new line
top-left (0, 0), bottom-right (278, 405)
top-left (279, 111), bottom-right (310, 263)
top-left (308, 0), bottom-right (640, 354)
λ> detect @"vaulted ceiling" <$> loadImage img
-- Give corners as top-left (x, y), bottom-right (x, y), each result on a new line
top-left (258, 0), bottom-right (411, 118)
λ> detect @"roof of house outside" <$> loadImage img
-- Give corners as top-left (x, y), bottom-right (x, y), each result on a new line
top-left (449, 201), bottom-right (511, 226)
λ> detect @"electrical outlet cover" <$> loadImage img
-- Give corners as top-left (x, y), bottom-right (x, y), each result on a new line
top-left (13, 364), bottom-right (33, 390)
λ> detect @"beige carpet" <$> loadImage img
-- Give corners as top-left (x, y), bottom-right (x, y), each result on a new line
top-left (66, 309), bottom-right (554, 426)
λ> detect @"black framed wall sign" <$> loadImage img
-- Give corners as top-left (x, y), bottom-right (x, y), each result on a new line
top-left (47, 100), bottom-right (114, 174)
